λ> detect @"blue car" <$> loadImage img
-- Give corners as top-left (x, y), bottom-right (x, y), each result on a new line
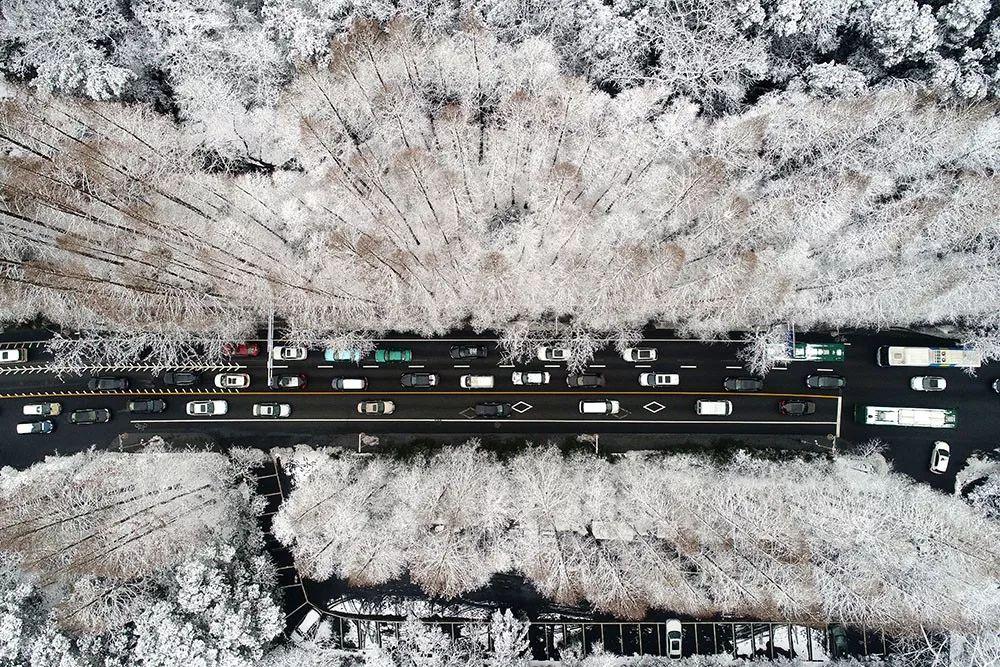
top-left (324, 348), bottom-right (362, 363)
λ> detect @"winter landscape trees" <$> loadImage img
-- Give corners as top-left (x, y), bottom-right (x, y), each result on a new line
top-left (272, 443), bottom-right (1000, 637)
top-left (0, 445), bottom-right (283, 664)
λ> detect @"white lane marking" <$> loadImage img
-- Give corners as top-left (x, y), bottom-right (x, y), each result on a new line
top-left (836, 395), bottom-right (842, 438)
top-left (635, 364), bottom-right (651, 368)
top-left (680, 365), bottom-right (697, 369)
top-left (453, 364), bottom-right (470, 368)
top-left (772, 367), bottom-right (788, 371)
top-left (363, 365), bottom-right (378, 368)
top-left (408, 365), bottom-right (425, 368)
top-left (544, 364), bottom-right (560, 368)
top-left (272, 364), bottom-right (288, 369)
top-left (817, 368), bottom-right (834, 372)
top-left (498, 364), bottom-right (514, 368)
top-left (590, 364), bottom-right (606, 368)
top-left (725, 366), bottom-right (743, 369)
top-left (844, 342), bottom-right (852, 346)
top-left (133, 417), bottom-right (838, 425)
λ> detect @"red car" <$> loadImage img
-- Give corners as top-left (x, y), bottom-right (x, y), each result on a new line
top-left (222, 342), bottom-right (260, 357)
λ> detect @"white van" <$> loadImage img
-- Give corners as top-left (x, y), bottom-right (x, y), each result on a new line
top-left (332, 377), bottom-right (368, 390)
top-left (460, 374), bottom-right (494, 389)
top-left (579, 400), bottom-right (620, 415)
top-left (696, 399), bottom-right (732, 416)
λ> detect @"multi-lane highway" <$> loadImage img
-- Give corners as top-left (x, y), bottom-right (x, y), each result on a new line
top-left (0, 329), bottom-right (996, 490)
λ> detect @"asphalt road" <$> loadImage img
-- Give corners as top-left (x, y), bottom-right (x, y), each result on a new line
top-left (0, 329), bottom-right (996, 491)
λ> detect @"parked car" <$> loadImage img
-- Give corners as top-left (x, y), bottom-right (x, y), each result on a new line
top-left (214, 373), bottom-right (250, 389)
top-left (829, 625), bottom-right (849, 659)
top-left (272, 374), bottom-right (307, 389)
top-left (806, 374), bottom-right (846, 389)
top-left (536, 346), bottom-right (570, 362)
top-left (162, 371), bottom-right (200, 386)
top-left (0, 348), bottom-right (27, 363)
top-left (723, 377), bottom-right (762, 392)
top-left (460, 374), bottom-right (494, 389)
top-left (511, 371), bottom-right (550, 385)
top-left (475, 402), bottom-right (512, 418)
top-left (253, 403), bottom-right (291, 418)
top-left (579, 399), bottom-right (620, 415)
top-left (374, 348), bottom-right (412, 363)
top-left (22, 402), bottom-right (61, 416)
top-left (222, 342), bottom-right (259, 357)
top-left (87, 376), bottom-right (129, 391)
top-left (778, 399), bottom-right (816, 416)
top-left (70, 408), bottom-right (111, 424)
top-left (994, 378), bottom-right (1000, 394)
top-left (638, 373), bottom-right (679, 387)
top-left (930, 441), bottom-right (950, 474)
top-left (324, 348), bottom-right (362, 363)
top-left (186, 400), bottom-right (227, 416)
top-left (623, 347), bottom-right (657, 362)
top-left (566, 373), bottom-right (605, 388)
top-left (357, 400), bottom-right (395, 415)
top-left (696, 400), bottom-right (732, 416)
top-left (400, 373), bottom-right (438, 388)
top-left (293, 610), bottom-right (322, 642)
top-left (272, 346), bottom-right (307, 361)
top-left (665, 619), bottom-right (682, 659)
top-left (332, 377), bottom-right (368, 390)
top-left (127, 399), bottom-right (167, 414)
top-left (450, 344), bottom-right (489, 359)
top-left (16, 420), bottom-right (54, 434)
top-left (911, 376), bottom-right (946, 392)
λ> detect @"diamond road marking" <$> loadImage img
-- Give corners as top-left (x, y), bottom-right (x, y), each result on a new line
top-left (511, 401), bottom-right (533, 414)
top-left (460, 407), bottom-right (477, 419)
top-left (643, 401), bottom-right (666, 414)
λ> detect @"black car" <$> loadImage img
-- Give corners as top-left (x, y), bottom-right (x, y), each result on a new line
top-left (724, 377), bottom-right (763, 392)
top-left (127, 399), bottom-right (167, 413)
top-left (450, 344), bottom-right (489, 360)
top-left (806, 374), bottom-right (846, 390)
top-left (778, 399), bottom-right (816, 416)
top-left (87, 376), bottom-right (129, 391)
top-left (162, 371), bottom-right (200, 386)
top-left (70, 408), bottom-right (112, 425)
top-left (475, 402), bottom-right (511, 418)
top-left (400, 373), bottom-right (439, 388)
top-left (566, 373), bottom-right (605, 388)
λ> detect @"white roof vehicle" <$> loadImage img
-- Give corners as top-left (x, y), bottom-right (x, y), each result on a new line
top-left (214, 373), bottom-right (250, 389)
top-left (623, 347), bottom-right (657, 362)
top-left (23, 402), bottom-right (61, 416)
top-left (460, 374), bottom-right (495, 389)
top-left (930, 441), bottom-right (950, 474)
top-left (579, 399), bottom-right (620, 415)
top-left (639, 373), bottom-right (679, 387)
top-left (911, 376), bottom-right (946, 392)
top-left (696, 399), bottom-right (732, 416)
top-left (0, 348), bottom-right (26, 363)
top-left (16, 420), bottom-right (54, 434)
top-left (666, 619), bottom-right (682, 659)
top-left (186, 400), bottom-right (228, 416)
top-left (511, 371), bottom-right (551, 385)
top-left (536, 346), bottom-right (570, 362)
top-left (272, 346), bottom-right (308, 361)
top-left (252, 403), bottom-right (291, 418)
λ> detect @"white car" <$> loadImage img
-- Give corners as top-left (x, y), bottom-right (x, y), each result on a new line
top-left (215, 373), bottom-right (250, 389)
top-left (186, 400), bottom-right (228, 416)
top-left (696, 399), bottom-right (732, 416)
top-left (623, 347), bottom-right (657, 362)
top-left (579, 399), bottom-right (620, 415)
top-left (22, 402), bottom-right (61, 416)
top-left (460, 374), bottom-right (495, 389)
top-left (639, 373), bottom-right (679, 387)
top-left (911, 376), bottom-right (946, 392)
top-left (536, 346), bottom-right (570, 362)
top-left (16, 420), bottom-right (54, 434)
top-left (930, 441), bottom-right (950, 474)
top-left (665, 619), bottom-right (682, 659)
top-left (0, 348), bottom-right (26, 363)
top-left (272, 346), bottom-right (308, 361)
top-left (252, 403), bottom-right (291, 418)
top-left (511, 371), bottom-right (551, 385)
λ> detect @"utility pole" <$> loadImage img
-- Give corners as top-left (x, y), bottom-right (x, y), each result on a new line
top-left (266, 311), bottom-right (274, 389)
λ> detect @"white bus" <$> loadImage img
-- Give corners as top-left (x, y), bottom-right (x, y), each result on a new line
top-left (855, 405), bottom-right (957, 429)
top-left (876, 346), bottom-right (981, 368)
